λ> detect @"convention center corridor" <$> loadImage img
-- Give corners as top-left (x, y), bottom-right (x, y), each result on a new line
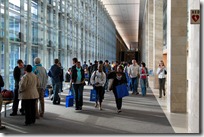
top-left (0, 81), bottom-right (188, 134)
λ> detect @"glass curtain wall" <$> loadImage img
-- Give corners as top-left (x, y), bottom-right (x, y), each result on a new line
top-left (0, 0), bottom-right (116, 90)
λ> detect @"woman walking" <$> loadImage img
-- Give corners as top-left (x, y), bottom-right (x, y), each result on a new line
top-left (111, 65), bottom-right (127, 113)
top-left (90, 64), bottom-right (106, 110)
top-left (139, 62), bottom-right (148, 96)
top-left (156, 60), bottom-right (167, 98)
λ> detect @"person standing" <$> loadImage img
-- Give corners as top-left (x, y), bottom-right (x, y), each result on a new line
top-left (18, 65), bottom-right (39, 126)
top-left (156, 60), bottom-right (167, 98)
top-left (48, 59), bottom-right (61, 104)
top-left (112, 65), bottom-right (127, 113)
top-left (10, 59), bottom-right (26, 116)
top-left (32, 57), bottom-right (48, 118)
top-left (70, 58), bottom-right (78, 98)
top-left (104, 60), bottom-right (111, 91)
top-left (82, 61), bottom-right (88, 70)
top-left (87, 62), bottom-right (93, 85)
top-left (128, 59), bottom-right (140, 95)
top-left (139, 62), bottom-right (148, 96)
top-left (58, 62), bottom-right (64, 92)
top-left (71, 61), bottom-right (85, 110)
top-left (90, 64), bottom-right (106, 110)
top-left (0, 74), bottom-right (5, 129)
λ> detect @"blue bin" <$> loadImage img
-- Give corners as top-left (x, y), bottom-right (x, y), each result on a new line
top-left (66, 95), bottom-right (74, 107)
top-left (44, 88), bottom-right (49, 97)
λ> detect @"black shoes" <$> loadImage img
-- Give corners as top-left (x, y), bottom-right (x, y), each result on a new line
top-left (75, 107), bottom-right (82, 110)
top-left (10, 112), bottom-right (17, 116)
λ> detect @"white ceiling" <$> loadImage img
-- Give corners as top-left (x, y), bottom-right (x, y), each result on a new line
top-left (100, 0), bottom-right (140, 50)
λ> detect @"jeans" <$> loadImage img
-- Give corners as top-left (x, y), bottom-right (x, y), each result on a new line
top-left (53, 82), bottom-right (60, 103)
top-left (140, 79), bottom-right (147, 96)
top-left (131, 77), bottom-right (138, 93)
top-left (73, 84), bottom-right (84, 109)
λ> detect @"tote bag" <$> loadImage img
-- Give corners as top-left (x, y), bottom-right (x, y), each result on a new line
top-left (90, 89), bottom-right (97, 101)
top-left (116, 84), bottom-right (129, 98)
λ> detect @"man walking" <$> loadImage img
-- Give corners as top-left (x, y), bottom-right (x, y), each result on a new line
top-left (128, 59), bottom-right (140, 95)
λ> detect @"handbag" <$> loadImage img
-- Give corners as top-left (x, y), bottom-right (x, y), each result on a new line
top-left (90, 89), bottom-right (97, 101)
top-left (116, 84), bottom-right (129, 98)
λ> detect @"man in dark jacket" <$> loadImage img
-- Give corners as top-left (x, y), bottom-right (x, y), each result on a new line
top-left (48, 59), bottom-right (61, 104)
top-left (10, 59), bottom-right (25, 116)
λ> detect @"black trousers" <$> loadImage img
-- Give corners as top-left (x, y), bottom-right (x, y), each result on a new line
top-left (23, 99), bottom-right (36, 125)
top-left (94, 86), bottom-right (104, 103)
top-left (12, 86), bottom-right (24, 114)
top-left (159, 78), bottom-right (166, 97)
top-left (113, 89), bottom-right (122, 110)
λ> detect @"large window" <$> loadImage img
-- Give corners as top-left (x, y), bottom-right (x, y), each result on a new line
top-left (0, 0), bottom-right (116, 89)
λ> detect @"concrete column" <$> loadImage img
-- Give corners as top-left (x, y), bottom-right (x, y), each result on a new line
top-left (144, 1), bottom-right (148, 65)
top-left (147, 0), bottom-right (153, 71)
top-left (153, 0), bottom-right (163, 89)
top-left (20, 0), bottom-right (25, 61)
top-left (4, 0), bottom-right (10, 89)
top-left (26, 0), bottom-right (32, 64)
top-left (43, 0), bottom-right (47, 67)
top-left (54, 0), bottom-right (59, 58)
top-left (167, 0), bottom-right (187, 113)
top-left (188, 0), bottom-right (200, 133)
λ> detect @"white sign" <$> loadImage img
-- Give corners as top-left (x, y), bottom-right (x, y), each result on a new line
top-left (191, 10), bottom-right (200, 24)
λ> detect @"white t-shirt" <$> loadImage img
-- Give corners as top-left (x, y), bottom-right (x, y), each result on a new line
top-left (156, 67), bottom-right (166, 79)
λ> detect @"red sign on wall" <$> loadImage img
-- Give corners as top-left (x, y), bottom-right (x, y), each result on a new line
top-left (191, 10), bottom-right (200, 24)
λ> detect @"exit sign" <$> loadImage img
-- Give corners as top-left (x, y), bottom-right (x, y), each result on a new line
top-left (191, 10), bottom-right (200, 24)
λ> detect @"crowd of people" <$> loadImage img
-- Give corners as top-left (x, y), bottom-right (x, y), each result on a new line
top-left (0, 57), bottom-right (167, 127)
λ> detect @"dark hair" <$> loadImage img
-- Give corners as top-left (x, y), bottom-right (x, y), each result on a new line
top-left (17, 59), bottom-right (23, 64)
top-left (99, 60), bottom-right (103, 64)
top-left (25, 64), bottom-right (32, 72)
top-left (105, 60), bottom-right (109, 63)
top-left (54, 59), bottom-right (59, 64)
top-left (94, 60), bottom-right (98, 64)
top-left (72, 58), bottom-right (78, 63)
top-left (117, 65), bottom-right (124, 72)
top-left (141, 62), bottom-right (146, 67)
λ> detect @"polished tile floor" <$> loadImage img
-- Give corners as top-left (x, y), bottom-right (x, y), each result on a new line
top-left (149, 81), bottom-right (188, 133)
top-left (0, 80), bottom-right (188, 134)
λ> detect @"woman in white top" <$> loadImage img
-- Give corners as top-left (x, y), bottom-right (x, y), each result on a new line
top-left (90, 64), bottom-right (106, 110)
top-left (156, 60), bottom-right (167, 98)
